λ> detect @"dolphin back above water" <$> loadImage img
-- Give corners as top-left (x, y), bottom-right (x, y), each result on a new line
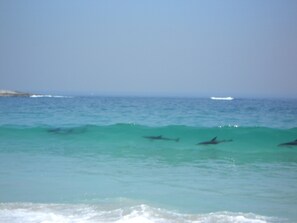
top-left (278, 139), bottom-right (297, 147)
top-left (143, 135), bottom-right (180, 142)
top-left (197, 136), bottom-right (233, 145)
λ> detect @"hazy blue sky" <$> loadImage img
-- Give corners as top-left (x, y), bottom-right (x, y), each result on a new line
top-left (1, 0), bottom-right (297, 98)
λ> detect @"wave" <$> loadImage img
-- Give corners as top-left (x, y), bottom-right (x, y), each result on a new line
top-left (0, 203), bottom-right (281, 223)
top-left (1, 124), bottom-right (297, 163)
top-left (0, 124), bottom-right (296, 147)
top-left (211, 97), bottom-right (234, 100)
top-left (30, 94), bottom-right (71, 98)
top-left (0, 123), bottom-right (296, 139)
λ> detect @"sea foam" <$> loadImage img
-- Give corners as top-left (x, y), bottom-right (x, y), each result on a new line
top-left (30, 94), bottom-right (70, 98)
top-left (0, 203), bottom-right (279, 223)
top-left (210, 97), bottom-right (234, 100)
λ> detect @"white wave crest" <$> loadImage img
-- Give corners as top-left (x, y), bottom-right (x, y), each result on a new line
top-left (30, 94), bottom-right (70, 98)
top-left (0, 203), bottom-right (281, 223)
top-left (211, 97), bottom-right (234, 100)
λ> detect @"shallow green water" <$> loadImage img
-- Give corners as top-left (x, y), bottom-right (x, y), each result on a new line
top-left (0, 97), bottom-right (296, 222)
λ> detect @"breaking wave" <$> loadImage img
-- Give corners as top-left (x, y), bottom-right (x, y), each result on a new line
top-left (30, 94), bottom-right (71, 98)
top-left (0, 203), bottom-right (282, 223)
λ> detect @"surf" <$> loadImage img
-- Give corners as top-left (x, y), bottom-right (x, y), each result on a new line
top-left (0, 203), bottom-right (280, 223)
top-left (210, 97), bottom-right (234, 100)
top-left (30, 94), bottom-right (70, 98)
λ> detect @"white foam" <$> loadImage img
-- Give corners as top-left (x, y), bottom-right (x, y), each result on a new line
top-left (218, 124), bottom-right (239, 128)
top-left (0, 203), bottom-right (280, 223)
top-left (30, 95), bottom-right (70, 98)
top-left (211, 97), bottom-right (234, 100)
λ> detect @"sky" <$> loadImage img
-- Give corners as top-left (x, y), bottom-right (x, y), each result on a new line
top-left (0, 0), bottom-right (297, 98)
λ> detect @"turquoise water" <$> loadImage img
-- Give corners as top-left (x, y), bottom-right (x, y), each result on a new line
top-left (0, 96), bottom-right (297, 223)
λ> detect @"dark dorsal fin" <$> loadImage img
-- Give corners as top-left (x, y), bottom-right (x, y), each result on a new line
top-left (211, 137), bottom-right (217, 142)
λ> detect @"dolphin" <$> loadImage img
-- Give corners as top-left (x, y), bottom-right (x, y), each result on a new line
top-left (143, 135), bottom-right (180, 142)
top-left (197, 136), bottom-right (232, 145)
top-left (47, 127), bottom-right (85, 135)
top-left (278, 139), bottom-right (297, 147)
top-left (48, 128), bottom-right (71, 134)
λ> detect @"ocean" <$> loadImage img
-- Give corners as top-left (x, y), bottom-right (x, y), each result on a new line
top-left (0, 96), bottom-right (297, 223)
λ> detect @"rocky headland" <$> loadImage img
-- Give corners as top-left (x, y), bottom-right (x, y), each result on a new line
top-left (0, 90), bottom-right (33, 97)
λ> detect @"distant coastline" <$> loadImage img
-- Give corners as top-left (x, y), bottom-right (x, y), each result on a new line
top-left (0, 90), bottom-right (32, 97)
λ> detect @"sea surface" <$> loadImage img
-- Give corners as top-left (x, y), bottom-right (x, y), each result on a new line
top-left (0, 96), bottom-right (297, 223)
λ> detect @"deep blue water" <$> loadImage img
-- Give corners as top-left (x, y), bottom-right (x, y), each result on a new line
top-left (1, 96), bottom-right (297, 128)
top-left (0, 96), bottom-right (297, 223)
